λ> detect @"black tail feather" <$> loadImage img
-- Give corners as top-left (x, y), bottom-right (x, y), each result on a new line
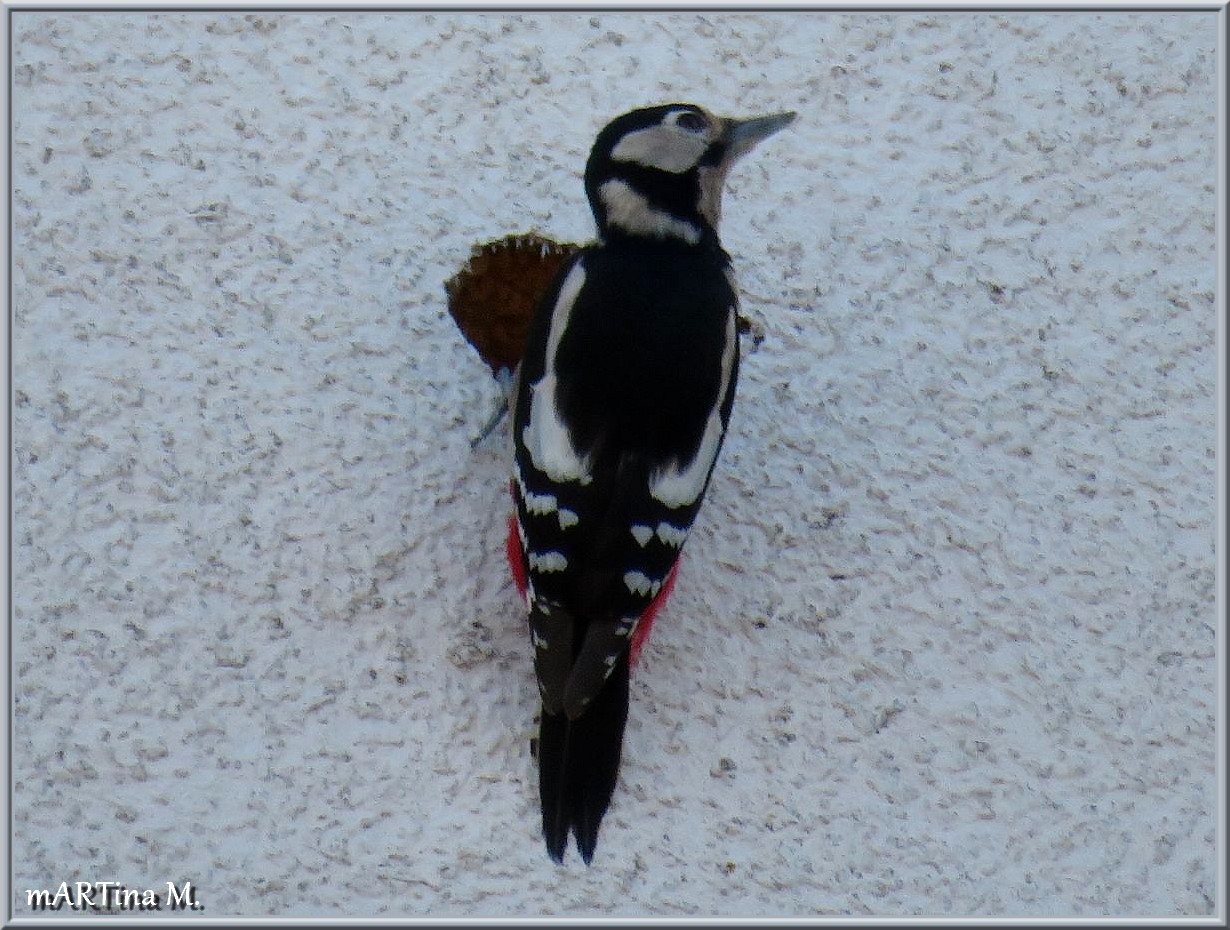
top-left (538, 650), bottom-right (630, 865)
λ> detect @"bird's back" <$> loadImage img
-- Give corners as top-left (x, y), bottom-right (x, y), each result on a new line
top-left (551, 239), bottom-right (737, 468)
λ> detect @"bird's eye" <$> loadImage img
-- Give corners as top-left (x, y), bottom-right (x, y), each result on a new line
top-left (674, 111), bottom-right (708, 134)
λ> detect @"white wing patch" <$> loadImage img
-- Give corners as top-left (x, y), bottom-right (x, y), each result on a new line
top-left (514, 470), bottom-right (578, 531)
top-left (599, 179), bottom-right (701, 245)
top-left (630, 524), bottom-right (654, 547)
top-left (650, 310), bottom-right (738, 508)
top-left (521, 262), bottom-right (593, 484)
top-left (523, 487), bottom-right (557, 516)
top-left (624, 570), bottom-right (662, 599)
top-left (529, 551), bottom-right (568, 573)
top-left (655, 522), bottom-right (688, 548)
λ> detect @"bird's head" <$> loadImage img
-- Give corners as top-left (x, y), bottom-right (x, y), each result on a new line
top-left (583, 103), bottom-right (796, 246)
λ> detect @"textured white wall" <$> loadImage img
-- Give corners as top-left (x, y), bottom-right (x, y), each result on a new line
top-left (10, 11), bottom-right (1218, 918)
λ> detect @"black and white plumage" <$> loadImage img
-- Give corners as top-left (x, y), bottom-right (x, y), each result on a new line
top-left (508, 103), bottom-right (795, 864)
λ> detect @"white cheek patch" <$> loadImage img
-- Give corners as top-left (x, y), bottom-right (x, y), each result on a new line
top-left (611, 125), bottom-right (708, 173)
top-left (521, 262), bottom-right (594, 484)
top-left (650, 310), bottom-right (738, 508)
top-left (599, 179), bottom-right (701, 245)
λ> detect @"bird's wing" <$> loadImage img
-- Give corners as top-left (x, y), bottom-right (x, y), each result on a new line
top-left (512, 249), bottom-right (740, 718)
top-left (556, 453), bottom-right (706, 718)
top-left (511, 251), bottom-right (605, 713)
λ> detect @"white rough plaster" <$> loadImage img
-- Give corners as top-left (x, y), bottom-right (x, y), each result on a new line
top-left (8, 10), bottom-right (1217, 918)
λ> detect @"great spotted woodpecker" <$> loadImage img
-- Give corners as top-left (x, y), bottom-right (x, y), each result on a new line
top-left (508, 103), bottom-right (795, 864)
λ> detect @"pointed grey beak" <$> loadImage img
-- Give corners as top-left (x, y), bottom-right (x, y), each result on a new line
top-left (722, 111), bottom-right (797, 160)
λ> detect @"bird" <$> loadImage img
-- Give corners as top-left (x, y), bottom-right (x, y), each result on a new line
top-left (507, 102), bottom-right (795, 864)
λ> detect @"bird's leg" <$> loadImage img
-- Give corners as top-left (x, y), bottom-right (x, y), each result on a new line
top-left (736, 311), bottom-right (766, 350)
top-left (470, 367), bottom-right (516, 448)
